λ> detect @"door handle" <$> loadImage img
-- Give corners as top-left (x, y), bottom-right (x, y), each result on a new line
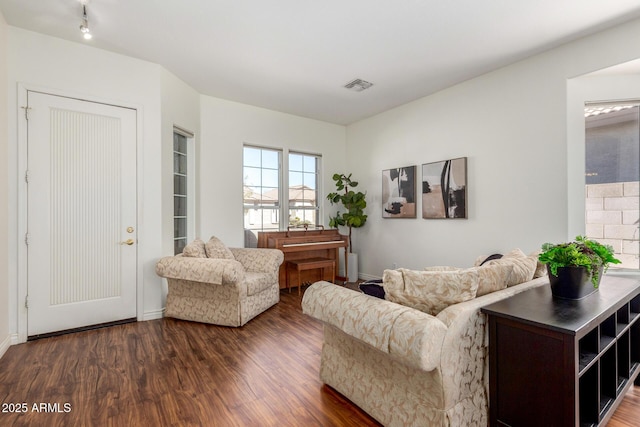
top-left (121, 239), bottom-right (135, 246)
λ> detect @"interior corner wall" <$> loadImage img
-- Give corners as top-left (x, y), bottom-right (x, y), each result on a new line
top-left (160, 69), bottom-right (201, 254)
top-left (0, 11), bottom-right (10, 356)
top-left (198, 96), bottom-right (347, 247)
top-left (346, 17), bottom-right (640, 278)
top-left (6, 27), bottom-right (166, 336)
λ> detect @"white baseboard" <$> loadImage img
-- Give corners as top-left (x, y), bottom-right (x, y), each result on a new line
top-left (142, 308), bottom-right (165, 321)
top-left (0, 334), bottom-right (12, 359)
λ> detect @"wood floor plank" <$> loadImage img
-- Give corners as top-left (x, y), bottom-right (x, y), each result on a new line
top-left (0, 287), bottom-right (637, 426)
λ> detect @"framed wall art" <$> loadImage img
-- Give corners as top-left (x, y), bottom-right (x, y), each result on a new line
top-left (422, 157), bottom-right (467, 219)
top-left (382, 166), bottom-right (416, 218)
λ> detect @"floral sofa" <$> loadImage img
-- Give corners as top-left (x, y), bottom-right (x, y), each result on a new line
top-left (155, 236), bottom-right (284, 327)
top-left (302, 249), bottom-right (547, 426)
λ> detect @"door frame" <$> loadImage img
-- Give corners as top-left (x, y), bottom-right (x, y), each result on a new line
top-left (15, 83), bottom-right (144, 343)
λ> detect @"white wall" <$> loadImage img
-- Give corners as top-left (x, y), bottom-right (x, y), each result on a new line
top-left (199, 96), bottom-right (346, 247)
top-left (6, 27), bottom-right (166, 338)
top-left (0, 10), bottom-right (10, 356)
top-left (346, 17), bottom-right (640, 279)
top-left (160, 69), bottom-right (201, 254)
top-left (159, 69), bottom-right (201, 307)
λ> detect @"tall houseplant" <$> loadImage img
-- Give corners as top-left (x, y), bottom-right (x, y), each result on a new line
top-left (327, 173), bottom-right (367, 281)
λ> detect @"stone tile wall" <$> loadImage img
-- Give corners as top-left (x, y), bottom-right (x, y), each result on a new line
top-left (586, 182), bottom-right (639, 269)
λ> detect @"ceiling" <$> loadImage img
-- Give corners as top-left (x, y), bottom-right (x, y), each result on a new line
top-left (2, 1), bottom-right (640, 125)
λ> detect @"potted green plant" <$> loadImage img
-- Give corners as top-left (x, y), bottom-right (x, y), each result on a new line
top-left (327, 173), bottom-right (367, 282)
top-left (538, 235), bottom-right (621, 299)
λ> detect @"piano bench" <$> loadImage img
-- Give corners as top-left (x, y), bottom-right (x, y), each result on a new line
top-left (286, 258), bottom-right (335, 295)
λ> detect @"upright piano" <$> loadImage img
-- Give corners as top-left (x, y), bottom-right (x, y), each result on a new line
top-left (258, 228), bottom-right (348, 289)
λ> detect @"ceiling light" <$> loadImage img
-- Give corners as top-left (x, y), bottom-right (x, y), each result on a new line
top-left (344, 79), bottom-right (373, 92)
top-left (79, 4), bottom-right (92, 40)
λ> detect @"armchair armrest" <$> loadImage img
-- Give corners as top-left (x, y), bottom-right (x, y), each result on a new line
top-left (155, 255), bottom-right (245, 285)
top-left (302, 281), bottom-right (447, 372)
top-left (229, 248), bottom-right (284, 274)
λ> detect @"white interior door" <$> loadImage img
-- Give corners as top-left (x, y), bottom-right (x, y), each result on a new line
top-left (26, 91), bottom-right (137, 336)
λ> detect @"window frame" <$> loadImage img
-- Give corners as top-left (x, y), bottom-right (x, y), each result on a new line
top-left (288, 150), bottom-right (321, 229)
top-left (583, 101), bottom-right (640, 271)
top-left (173, 127), bottom-right (196, 255)
top-left (242, 144), bottom-right (323, 242)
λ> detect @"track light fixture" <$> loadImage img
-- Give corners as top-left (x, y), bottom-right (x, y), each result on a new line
top-left (79, 4), bottom-right (92, 40)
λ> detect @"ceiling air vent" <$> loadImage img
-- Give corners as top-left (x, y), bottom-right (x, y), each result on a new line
top-left (344, 78), bottom-right (373, 92)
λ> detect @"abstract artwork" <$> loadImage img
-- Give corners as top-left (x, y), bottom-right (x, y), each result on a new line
top-left (382, 166), bottom-right (416, 218)
top-left (422, 157), bottom-right (467, 219)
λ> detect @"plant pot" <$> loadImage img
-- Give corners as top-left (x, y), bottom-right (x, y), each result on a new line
top-left (347, 253), bottom-right (358, 283)
top-left (548, 265), bottom-right (601, 300)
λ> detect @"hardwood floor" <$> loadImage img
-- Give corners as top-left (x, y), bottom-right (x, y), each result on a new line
top-left (0, 286), bottom-right (638, 426)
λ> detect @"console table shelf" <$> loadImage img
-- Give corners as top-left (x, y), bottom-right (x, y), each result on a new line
top-left (481, 275), bottom-right (640, 427)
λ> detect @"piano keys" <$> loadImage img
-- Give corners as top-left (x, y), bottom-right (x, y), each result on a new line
top-left (258, 228), bottom-right (348, 289)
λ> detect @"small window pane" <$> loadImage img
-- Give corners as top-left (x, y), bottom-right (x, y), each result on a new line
top-left (174, 196), bottom-right (187, 216)
top-left (289, 154), bottom-right (303, 171)
top-left (174, 238), bottom-right (187, 255)
top-left (174, 153), bottom-right (187, 175)
top-left (173, 134), bottom-right (187, 153)
top-left (174, 218), bottom-right (187, 237)
top-left (262, 168), bottom-right (279, 188)
top-left (243, 166), bottom-right (261, 187)
top-left (303, 172), bottom-right (316, 189)
top-left (303, 156), bottom-right (316, 172)
top-left (244, 147), bottom-right (261, 167)
top-left (290, 171), bottom-right (303, 188)
top-left (262, 150), bottom-right (279, 167)
top-left (174, 175), bottom-right (187, 195)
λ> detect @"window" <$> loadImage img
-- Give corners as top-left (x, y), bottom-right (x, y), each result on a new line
top-left (585, 103), bottom-right (639, 270)
top-left (173, 128), bottom-right (195, 254)
top-left (288, 152), bottom-right (319, 228)
top-left (243, 145), bottom-right (322, 246)
top-left (243, 146), bottom-right (282, 238)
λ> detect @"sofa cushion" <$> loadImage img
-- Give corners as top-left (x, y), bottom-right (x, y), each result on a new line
top-left (204, 236), bottom-right (235, 260)
top-left (182, 238), bottom-right (206, 258)
top-left (243, 271), bottom-right (276, 295)
top-left (529, 250), bottom-right (548, 278)
top-left (382, 269), bottom-right (404, 291)
top-left (474, 253), bottom-right (503, 266)
top-left (484, 248), bottom-right (536, 286)
top-left (475, 263), bottom-right (512, 296)
top-left (384, 268), bottom-right (479, 316)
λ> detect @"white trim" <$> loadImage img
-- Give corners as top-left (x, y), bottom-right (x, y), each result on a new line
top-left (142, 308), bottom-right (165, 321)
top-left (172, 128), bottom-right (196, 250)
top-left (15, 83), bottom-right (145, 341)
top-left (0, 334), bottom-right (11, 359)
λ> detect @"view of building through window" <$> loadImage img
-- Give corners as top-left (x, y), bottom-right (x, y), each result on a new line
top-left (243, 146), bottom-right (321, 246)
top-left (585, 103), bottom-right (639, 269)
top-left (243, 146), bottom-right (281, 240)
top-left (288, 152), bottom-right (319, 228)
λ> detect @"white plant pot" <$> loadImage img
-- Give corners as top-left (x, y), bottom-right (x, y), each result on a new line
top-left (347, 253), bottom-right (358, 283)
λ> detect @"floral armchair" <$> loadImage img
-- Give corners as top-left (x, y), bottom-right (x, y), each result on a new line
top-left (155, 237), bottom-right (284, 327)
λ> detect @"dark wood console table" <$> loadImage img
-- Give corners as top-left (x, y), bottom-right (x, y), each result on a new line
top-left (481, 275), bottom-right (640, 427)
